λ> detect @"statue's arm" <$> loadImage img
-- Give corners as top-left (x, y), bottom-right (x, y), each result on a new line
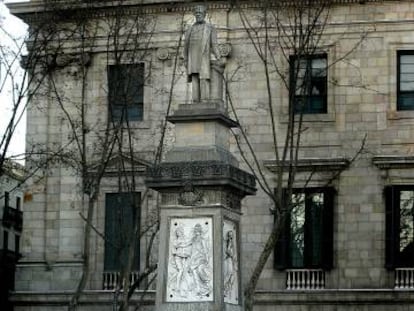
top-left (183, 27), bottom-right (191, 64)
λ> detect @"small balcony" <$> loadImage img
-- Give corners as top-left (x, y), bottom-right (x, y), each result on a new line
top-left (286, 269), bottom-right (325, 290)
top-left (2, 205), bottom-right (23, 231)
top-left (102, 271), bottom-right (140, 290)
top-left (395, 268), bottom-right (414, 289)
top-left (0, 249), bottom-right (20, 264)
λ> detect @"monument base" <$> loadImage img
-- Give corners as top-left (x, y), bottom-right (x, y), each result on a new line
top-left (153, 185), bottom-right (248, 311)
top-left (147, 73), bottom-right (256, 310)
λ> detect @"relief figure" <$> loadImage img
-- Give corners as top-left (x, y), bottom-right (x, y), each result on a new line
top-left (224, 229), bottom-right (237, 299)
top-left (170, 226), bottom-right (192, 297)
top-left (187, 223), bottom-right (212, 297)
top-left (168, 221), bottom-right (212, 301)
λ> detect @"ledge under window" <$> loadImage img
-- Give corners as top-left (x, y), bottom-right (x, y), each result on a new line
top-left (372, 156), bottom-right (414, 169)
top-left (387, 110), bottom-right (414, 121)
top-left (280, 112), bottom-right (336, 124)
top-left (264, 158), bottom-right (350, 173)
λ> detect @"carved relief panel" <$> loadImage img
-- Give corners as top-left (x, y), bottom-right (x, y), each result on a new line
top-left (166, 217), bottom-right (214, 302)
top-left (223, 220), bottom-right (239, 305)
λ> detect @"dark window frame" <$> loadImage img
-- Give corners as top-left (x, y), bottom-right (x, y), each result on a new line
top-left (397, 51), bottom-right (414, 111)
top-left (385, 185), bottom-right (414, 269)
top-left (108, 63), bottom-right (145, 123)
top-left (104, 192), bottom-right (141, 272)
top-left (290, 54), bottom-right (328, 114)
top-left (274, 187), bottom-right (334, 270)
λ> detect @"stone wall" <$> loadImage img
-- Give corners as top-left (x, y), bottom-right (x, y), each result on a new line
top-left (8, 0), bottom-right (414, 309)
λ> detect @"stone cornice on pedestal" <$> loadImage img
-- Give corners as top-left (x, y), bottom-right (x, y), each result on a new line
top-left (167, 103), bottom-right (239, 128)
top-left (372, 156), bottom-right (414, 169)
top-left (263, 158), bottom-right (350, 173)
top-left (146, 161), bottom-right (256, 195)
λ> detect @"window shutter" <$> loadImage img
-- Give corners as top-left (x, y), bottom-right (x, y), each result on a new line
top-left (104, 194), bottom-right (119, 271)
top-left (384, 186), bottom-right (396, 270)
top-left (129, 193), bottom-right (141, 270)
top-left (274, 190), bottom-right (290, 270)
top-left (105, 193), bottom-right (141, 272)
top-left (133, 63), bottom-right (144, 103)
top-left (108, 65), bottom-right (121, 121)
top-left (130, 64), bottom-right (144, 121)
top-left (321, 187), bottom-right (335, 270)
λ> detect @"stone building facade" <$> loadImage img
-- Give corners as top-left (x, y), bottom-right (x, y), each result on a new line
top-left (7, 0), bottom-right (414, 310)
top-left (0, 161), bottom-right (24, 311)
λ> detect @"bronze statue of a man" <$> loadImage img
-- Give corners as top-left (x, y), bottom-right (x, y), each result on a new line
top-left (183, 5), bottom-right (223, 103)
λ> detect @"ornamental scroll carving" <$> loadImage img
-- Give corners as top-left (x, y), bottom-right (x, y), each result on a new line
top-left (178, 182), bottom-right (204, 206)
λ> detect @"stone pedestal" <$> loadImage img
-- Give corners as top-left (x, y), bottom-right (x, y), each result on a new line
top-left (146, 104), bottom-right (255, 311)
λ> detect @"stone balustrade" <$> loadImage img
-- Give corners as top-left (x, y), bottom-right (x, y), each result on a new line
top-left (102, 271), bottom-right (140, 291)
top-left (395, 268), bottom-right (414, 289)
top-left (286, 269), bottom-right (325, 290)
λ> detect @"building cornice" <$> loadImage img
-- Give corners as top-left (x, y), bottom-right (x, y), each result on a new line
top-left (1, 160), bottom-right (25, 181)
top-left (6, 0), bottom-right (228, 23)
top-left (7, 0), bottom-right (403, 24)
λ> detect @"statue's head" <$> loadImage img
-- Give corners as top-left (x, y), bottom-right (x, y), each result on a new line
top-left (175, 226), bottom-right (184, 238)
top-left (193, 223), bottom-right (203, 236)
top-left (193, 5), bottom-right (206, 23)
top-left (226, 230), bottom-right (233, 240)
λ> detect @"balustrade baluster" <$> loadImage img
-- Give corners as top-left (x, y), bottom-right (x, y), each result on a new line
top-left (287, 271), bottom-right (292, 290)
top-left (108, 272), bottom-right (113, 290)
top-left (395, 270), bottom-right (400, 289)
top-left (410, 270), bottom-right (414, 288)
top-left (395, 269), bottom-right (402, 289)
top-left (300, 271), bottom-right (304, 289)
top-left (103, 272), bottom-right (107, 290)
top-left (404, 270), bottom-right (408, 288)
top-left (102, 271), bottom-right (140, 290)
top-left (311, 270), bottom-right (314, 289)
top-left (321, 270), bottom-right (325, 289)
top-left (294, 271), bottom-right (298, 290)
top-left (303, 271), bottom-right (307, 289)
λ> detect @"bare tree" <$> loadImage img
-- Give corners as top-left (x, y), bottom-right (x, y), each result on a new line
top-left (0, 6), bottom-right (64, 176)
top-left (20, 1), bottom-right (185, 310)
top-left (10, 1), bottom-right (373, 310)
top-left (226, 1), bottom-right (371, 309)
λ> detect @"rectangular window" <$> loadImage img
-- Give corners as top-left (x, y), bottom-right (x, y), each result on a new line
top-left (397, 51), bottom-right (414, 110)
top-left (275, 188), bottom-right (334, 270)
top-left (104, 192), bottom-right (141, 272)
top-left (385, 186), bottom-right (414, 268)
top-left (291, 55), bottom-right (327, 114)
top-left (108, 64), bottom-right (144, 122)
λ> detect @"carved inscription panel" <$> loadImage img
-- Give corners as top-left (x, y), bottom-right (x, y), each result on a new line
top-left (166, 217), bottom-right (214, 302)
